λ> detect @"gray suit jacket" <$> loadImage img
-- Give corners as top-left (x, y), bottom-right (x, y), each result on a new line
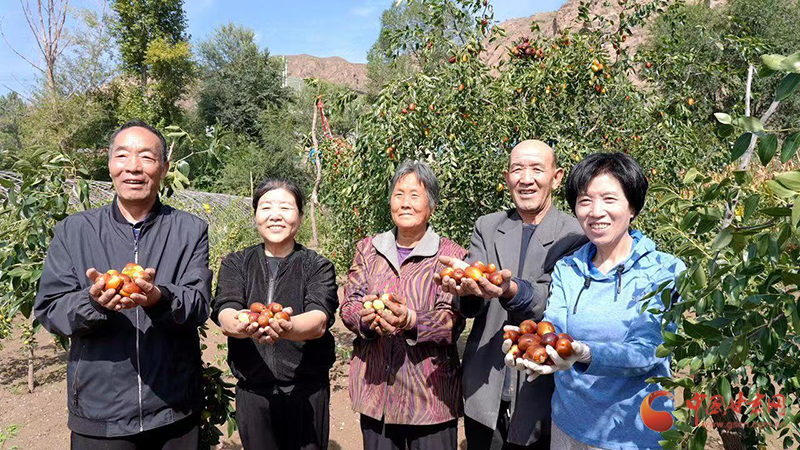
top-left (459, 207), bottom-right (586, 446)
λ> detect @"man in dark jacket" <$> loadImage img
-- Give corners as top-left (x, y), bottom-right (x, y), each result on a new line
top-left (35, 120), bottom-right (213, 449)
top-left (438, 140), bottom-right (587, 449)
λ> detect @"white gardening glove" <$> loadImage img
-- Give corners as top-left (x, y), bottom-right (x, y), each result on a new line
top-left (501, 325), bottom-right (520, 368)
top-left (519, 341), bottom-right (592, 382)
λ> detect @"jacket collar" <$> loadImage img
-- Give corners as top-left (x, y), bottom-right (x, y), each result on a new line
top-left (372, 225), bottom-right (440, 273)
top-left (497, 206), bottom-right (559, 246)
top-left (260, 241), bottom-right (304, 277)
top-left (574, 229), bottom-right (654, 279)
top-left (112, 195), bottom-right (163, 226)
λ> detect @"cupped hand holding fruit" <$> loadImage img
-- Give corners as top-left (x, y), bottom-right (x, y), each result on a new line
top-left (258, 304), bottom-right (294, 344)
top-left (230, 302), bottom-right (294, 344)
top-left (373, 293), bottom-right (416, 335)
top-left (87, 268), bottom-right (129, 311)
top-left (125, 267), bottom-right (162, 308)
top-left (435, 256), bottom-right (514, 299)
top-left (359, 294), bottom-right (380, 330)
top-left (500, 320), bottom-right (590, 382)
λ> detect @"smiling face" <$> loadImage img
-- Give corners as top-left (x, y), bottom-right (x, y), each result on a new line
top-left (109, 127), bottom-right (168, 205)
top-left (390, 173), bottom-right (432, 234)
top-left (255, 188), bottom-right (302, 246)
top-left (574, 173), bottom-right (635, 250)
top-left (504, 141), bottom-right (563, 222)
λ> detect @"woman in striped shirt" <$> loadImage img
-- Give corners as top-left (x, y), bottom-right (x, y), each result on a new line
top-left (340, 160), bottom-right (467, 450)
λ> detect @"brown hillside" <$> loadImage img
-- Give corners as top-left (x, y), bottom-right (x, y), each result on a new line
top-left (284, 54), bottom-right (368, 93)
top-left (283, 0), bottom-right (724, 90)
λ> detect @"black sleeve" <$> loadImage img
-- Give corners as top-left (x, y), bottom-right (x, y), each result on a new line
top-left (305, 256), bottom-right (339, 328)
top-left (34, 221), bottom-right (111, 337)
top-left (457, 217), bottom-right (491, 318)
top-left (146, 222), bottom-right (213, 327)
top-left (211, 252), bottom-right (248, 325)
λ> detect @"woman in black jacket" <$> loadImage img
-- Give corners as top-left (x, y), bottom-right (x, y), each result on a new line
top-left (211, 178), bottom-right (339, 450)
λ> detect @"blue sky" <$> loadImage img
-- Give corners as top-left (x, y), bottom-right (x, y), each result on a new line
top-left (0, 0), bottom-right (565, 96)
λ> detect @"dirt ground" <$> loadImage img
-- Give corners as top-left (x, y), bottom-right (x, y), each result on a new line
top-left (0, 311), bottom-right (467, 450)
top-left (0, 311), bottom-right (779, 450)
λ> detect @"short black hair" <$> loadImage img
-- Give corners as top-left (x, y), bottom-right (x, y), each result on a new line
top-left (565, 152), bottom-right (648, 218)
top-left (109, 120), bottom-right (168, 162)
top-left (252, 178), bottom-right (305, 215)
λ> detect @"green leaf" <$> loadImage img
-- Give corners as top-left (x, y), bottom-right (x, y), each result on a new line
top-left (683, 320), bottom-right (720, 340)
top-left (718, 377), bottom-right (732, 404)
top-left (776, 73), bottom-right (800, 101)
top-left (692, 426), bottom-right (707, 450)
top-left (711, 227), bottom-right (733, 251)
top-left (734, 117), bottom-right (764, 134)
top-left (733, 170), bottom-right (752, 185)
top-left (656, 344), bottom-right (672, 358)
top-left (762, 54), bottom-right (785, 71)
top-left (775, 170), bottom-right (800, 192)
top-left (757, 134), bottom-right (778, 166)
top-left (683, 168), bottom-right (701, 184)
top-left (743, 194), bottom-right (760, 221)
top-left (760, 206), bottom-right (792, 216)
top-left (781, 132), bottom-right (800, 163)
top-left (177, 160), bottom-right (190, 177)
top-left (792, 197), bottom-right (800, 229)
top-left (766, 180), bottom-right (797, 198)
top-left (731, 133), bottom-right (753, 160)
top-left (713, 113), bottom-right (732, 125)
top-left (779, 51), bottom-right (800, 73)
top-left (761, 329), bottom-right (778, 361)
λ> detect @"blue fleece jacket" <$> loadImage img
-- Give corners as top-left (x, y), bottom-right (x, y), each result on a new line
top-left (516, 230), bottom-right (684, 449)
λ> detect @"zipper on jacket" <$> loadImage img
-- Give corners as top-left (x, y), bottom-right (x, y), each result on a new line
top-left (133, 226), bottom-right (144, 432)
top-left (266, 258), bottom-right (277, 305)
top-left (573, 277), bottom-right (591, 314)
top-left (72, 343), bottom-right (86, 408)
top-left (615, 265), bottom-right (624, 296)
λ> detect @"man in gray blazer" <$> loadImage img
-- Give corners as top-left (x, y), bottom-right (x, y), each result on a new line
top-left (437, 140), bottom-right (586, 449)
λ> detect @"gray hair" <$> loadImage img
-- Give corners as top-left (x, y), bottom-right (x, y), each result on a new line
top-left (108, 120), bottom-right (168, 163)
top-left (389, 159), bottom-right (440, 211)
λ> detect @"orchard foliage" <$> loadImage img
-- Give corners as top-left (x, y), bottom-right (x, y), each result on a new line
top-left (650, 50), bottom-right (800, 449)
top-left (319, 0), bottom-right (702, 270)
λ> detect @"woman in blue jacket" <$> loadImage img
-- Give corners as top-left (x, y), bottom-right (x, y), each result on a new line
top-left (507, 152), bottom-right (685, 449)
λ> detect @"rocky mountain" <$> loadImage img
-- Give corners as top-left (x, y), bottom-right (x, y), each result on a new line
top-left (283, 0), bottom-right (720, 90)
top-left (283, 54), bottom-right (368, 93)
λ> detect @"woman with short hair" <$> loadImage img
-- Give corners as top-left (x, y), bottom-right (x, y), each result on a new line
top-left (508, 152), bottom-right (685, 449)
top-left (212, 178), bottom-right (338, 450)
top-left (340, 160), bottom-right (467, 450)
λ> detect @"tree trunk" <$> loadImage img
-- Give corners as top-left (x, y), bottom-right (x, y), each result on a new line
top-left (141, 66), bottom-right (148, 99)
top-left (308, 100), bottom-right (321, 250)
top-left (27, 343), bottom-right (35, 393)
top-left (711, 409), bottom-right (745, 450)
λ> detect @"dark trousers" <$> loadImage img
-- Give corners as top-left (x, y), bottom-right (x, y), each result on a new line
top-left (235, 382), bottom-right (330, 450)
top-left (360, 414), bottom-right (458, 450)
top-left (464, 401), bottom-right (550, 450)
top-left (70, 414), bottom-right (199, 450)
